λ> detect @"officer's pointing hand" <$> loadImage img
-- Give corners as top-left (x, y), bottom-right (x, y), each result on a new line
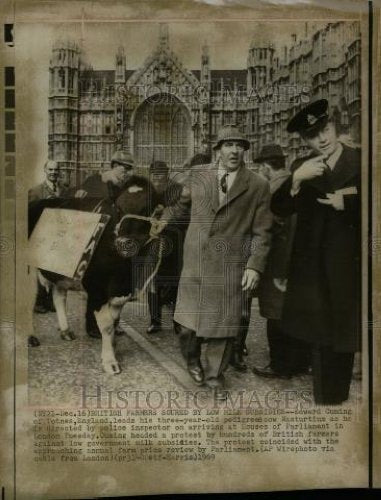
top-left (242, 269), bottom-right (260, 292)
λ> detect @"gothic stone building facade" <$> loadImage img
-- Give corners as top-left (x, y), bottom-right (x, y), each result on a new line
top-left (48, 23), bottom-right (361, 186)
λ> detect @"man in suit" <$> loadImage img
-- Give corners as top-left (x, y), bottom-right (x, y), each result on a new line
top-left (163, 125), bottom-right (273, 400)
top-left (251, 144), bottom-right (311, 378)
top-left (29, 159), bottom-right (67, 203)
top-left (29, 160), bottom-right (68, 318)
top-left (271, 99), bottom-right (361, 404)
top-left (28, 159), bottom-right (68, 347)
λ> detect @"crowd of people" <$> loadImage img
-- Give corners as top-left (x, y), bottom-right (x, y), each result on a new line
top-left (29, 98), bottom-right (361, 405)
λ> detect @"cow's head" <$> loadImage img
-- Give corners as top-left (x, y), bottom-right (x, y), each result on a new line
top-left (113, 216), bottom-right (153, 259)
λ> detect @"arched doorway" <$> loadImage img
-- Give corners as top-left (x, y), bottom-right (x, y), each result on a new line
top-left (133, 94), bottom-right (191, 169)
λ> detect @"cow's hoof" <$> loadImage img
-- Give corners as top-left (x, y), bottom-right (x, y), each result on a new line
top-left (60, 329), bottom-right (76, 341)
top-left (28, 335), bottom-right (40, 347)
top-left (87, 329), bottom-right (102, 339)
top-left (103, 361), bottom-right (121, 375)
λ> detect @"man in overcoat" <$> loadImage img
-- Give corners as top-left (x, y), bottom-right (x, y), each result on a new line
top-left (74, 150), bottom-right (161, 338)
top-left (74, 150), bottom-right (137, 201)
top-left (252, 144), bottom-right (311, 378)
top-left (271, 99), bottom-right (361, 404)
top-left (164, 125), bottom-right (273, 399)
top-left (146, 160), bottom-right (186, 334)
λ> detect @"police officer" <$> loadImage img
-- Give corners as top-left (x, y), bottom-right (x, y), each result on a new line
top-left (271, 99), bottom-right (361, 404)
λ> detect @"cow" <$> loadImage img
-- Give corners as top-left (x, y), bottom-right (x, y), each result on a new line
top-left (28, 177), bottom-right (166, 375)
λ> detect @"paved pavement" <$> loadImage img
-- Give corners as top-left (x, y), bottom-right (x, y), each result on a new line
top-left (28, 291), bottom-right (361, 408)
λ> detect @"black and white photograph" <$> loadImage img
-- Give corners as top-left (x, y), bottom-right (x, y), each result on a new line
top-left (1, 1), bottom-right (375, 496)
top-left (24, 18), bottom-right (364, 407)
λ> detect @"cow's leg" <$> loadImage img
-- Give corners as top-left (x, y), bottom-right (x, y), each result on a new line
top-left (94, 296), bottom-right (129, 375)
top-left (52, 285), bottom-right (75, 341)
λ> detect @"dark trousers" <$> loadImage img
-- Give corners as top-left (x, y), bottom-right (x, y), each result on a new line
top-left (34, 280), bottom-right (54, 312)
top-left (233, 294), bottom-right (252, 354)
top-left (267, 319), bottom-right (311, 375)
top-left (176, 324), bottom-right (233, 381)
top-left (237, 303), bottom-right (311, 375)
top-left (312, 346), bottom-right (355, 405)
top-left (148, 291), bottom-right (161, 326)
top-left (148, 282), bottom-right (178, 325)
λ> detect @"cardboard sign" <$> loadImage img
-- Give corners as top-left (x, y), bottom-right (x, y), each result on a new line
top-left (28, 208), bottom-right (110, 279)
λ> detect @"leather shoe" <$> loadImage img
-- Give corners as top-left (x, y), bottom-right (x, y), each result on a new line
top-left (212, 386), bottom-right (228, 401)
top-left (205, 378), bottom-right (228, 401)
top-left (34, 304), bottom-right (48, 314)
top-left (231, 359), bottom-right (248, 372)
top-left (28, 335), bottom-right (40, 347)
top-left (147, 322), bottom-right (161, 334)
top-left (187, 364), bottom-right (204, 386)
top-left (252, 364), bottom-right (292, 380)
top-left (230, 351), bottom-right (248, 372)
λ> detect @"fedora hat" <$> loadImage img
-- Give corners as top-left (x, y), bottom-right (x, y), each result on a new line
top-left (254, 144), bottom-right (285, 163)
top-left (149, 160), bottom-right (169, 174)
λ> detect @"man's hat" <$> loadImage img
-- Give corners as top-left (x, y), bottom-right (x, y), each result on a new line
top-left (213, 125), bottom-right (250, 151)
top-left (111, 150), bottom-right (135, 168)
top-left (254, 144), bottom-right (285, 163)
top-left (286, 99), bottom-right (329, 135)
top-left (149, 160), bottom-right (169, 174)
top-left (189, 152), bottom-right (212, 167)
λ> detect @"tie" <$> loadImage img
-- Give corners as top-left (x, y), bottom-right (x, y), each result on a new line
top-left (220, 173), bottom-right (228, 194)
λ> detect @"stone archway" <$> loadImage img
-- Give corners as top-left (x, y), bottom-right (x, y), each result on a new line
top-left (133, 94), bottom-right (191, 169)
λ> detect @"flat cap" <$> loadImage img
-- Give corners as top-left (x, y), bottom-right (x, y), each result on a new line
top-left (213, 125), bottom-right (250, 151)
top-left (111, 150), bottom-right (135, 168)
top-left (287, 99), bottom-right (329, 135)
top-left (254, 144), bottom-right (285, 163)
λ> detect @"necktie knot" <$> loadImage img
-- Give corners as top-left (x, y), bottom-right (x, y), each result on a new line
top-left (220, 173), bottom-right (228, 194)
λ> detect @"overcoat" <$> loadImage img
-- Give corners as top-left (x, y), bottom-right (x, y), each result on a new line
top-left (28, 181), bottom-right (68, 202)
top-left (170, 163), bottom-right (273, 339)
top-left (271, 144), bottom-right (361, 352)
top-left (155, 180), bottom-right (188, 304)
top-left (257, 170), bottom-right (296, 320)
